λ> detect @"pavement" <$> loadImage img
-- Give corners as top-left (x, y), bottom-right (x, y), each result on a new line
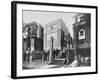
top-left (23, 60), bottom-right (90, 70)
top-left (23, 60), bottom-right (62, 69)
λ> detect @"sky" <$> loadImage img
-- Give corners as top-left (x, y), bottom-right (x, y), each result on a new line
top-left (23, 10), bottom-right (77, 37)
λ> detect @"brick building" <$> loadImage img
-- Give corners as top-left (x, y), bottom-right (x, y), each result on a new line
top-left (23, 22), bottom-right (44, 61)
top-left (73, 14), bottom-right (91, 66)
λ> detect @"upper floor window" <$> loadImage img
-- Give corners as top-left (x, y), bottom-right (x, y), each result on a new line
top-left (77, 17), bottom-right (81, 22)
top-left (79, 29), bottom-right (85, 40)
top-left (80, 30), bottom-right (84, 36)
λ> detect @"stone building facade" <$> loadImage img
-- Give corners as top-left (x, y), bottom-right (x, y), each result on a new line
top-left (44, 19), bottom-right (71, 51)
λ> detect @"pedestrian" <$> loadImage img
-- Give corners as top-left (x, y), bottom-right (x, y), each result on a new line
top-left (26, 48), bottom-right (30, 63)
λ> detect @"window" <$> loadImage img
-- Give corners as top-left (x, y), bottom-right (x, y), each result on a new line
top-left (80, 30), bottom-right (84, 36)
top-left (80, 17), bottom-right (84, 21)
top-left (79, 29), bottom-right (85, 40)
top-left (77, 17), bottom-right (81, 22)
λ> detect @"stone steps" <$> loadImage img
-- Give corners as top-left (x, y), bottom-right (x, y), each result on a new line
top-left (51, 58), bottom-right (65, 65)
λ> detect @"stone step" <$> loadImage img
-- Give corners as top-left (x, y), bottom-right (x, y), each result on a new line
top-left (51, 58), bottom-right (65, 65)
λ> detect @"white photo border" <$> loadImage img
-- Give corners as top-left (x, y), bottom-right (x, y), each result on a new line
top-left (11, 1), bottom-right (98, 79)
